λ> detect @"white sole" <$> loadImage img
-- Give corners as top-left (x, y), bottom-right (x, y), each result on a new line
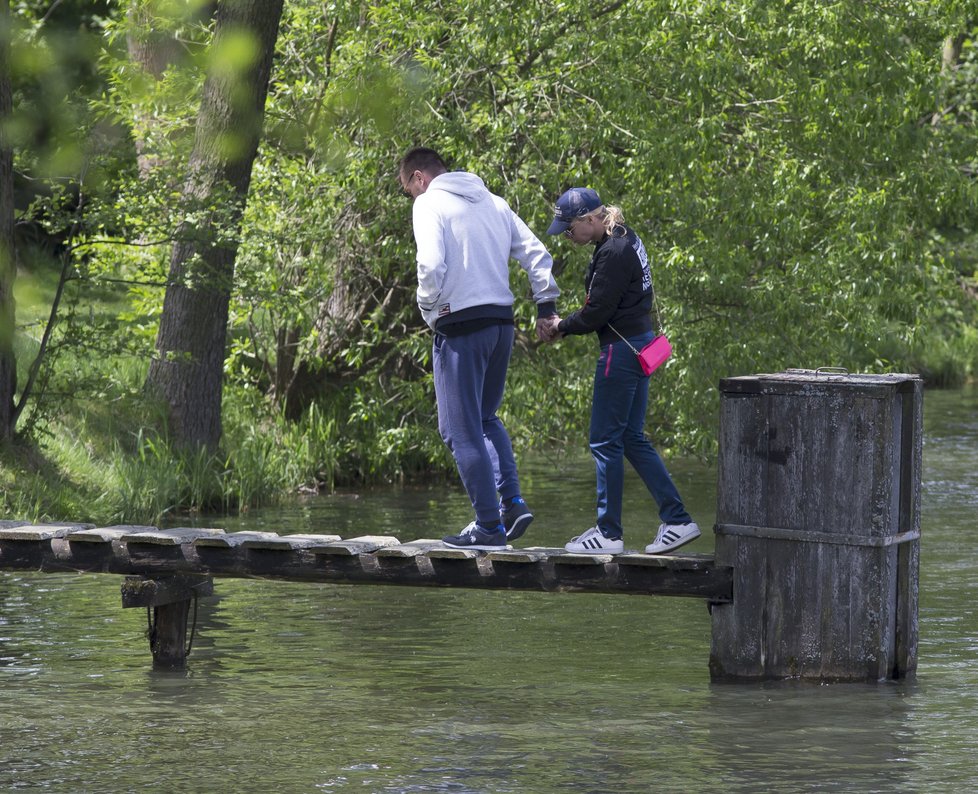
top-left (442, 542), bottom-right (511, 551)
top-left (645, 529), bottom-right (701, 555)
top-left (505, 513), bottom-right (533, 541)
top-left (564, 544), bottom-right (624, 554)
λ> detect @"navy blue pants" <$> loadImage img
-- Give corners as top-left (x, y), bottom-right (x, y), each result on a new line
top-left (590, 331), bottom-right (692, 538)
top-left (433, 324), bottom-right (520, 525)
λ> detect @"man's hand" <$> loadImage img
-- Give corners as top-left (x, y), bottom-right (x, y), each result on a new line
top-left (536, 315), bottom-right (563, 343)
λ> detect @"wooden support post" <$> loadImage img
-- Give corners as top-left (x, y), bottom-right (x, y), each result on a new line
top-left (709, 370), bottom-right (922, 682)
top-left (121, 575), bottom-right (214, 670)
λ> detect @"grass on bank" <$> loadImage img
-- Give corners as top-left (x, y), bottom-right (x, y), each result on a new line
top-left (1, 259), bottom-right (458, 525)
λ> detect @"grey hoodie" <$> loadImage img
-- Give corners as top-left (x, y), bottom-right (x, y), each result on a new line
top-left (412, 171), bottom-right (559, 330)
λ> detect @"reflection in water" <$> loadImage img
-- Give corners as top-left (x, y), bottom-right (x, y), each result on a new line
top-left (1, 386), bottom-right (976, 791)
top-left (704, 682), bottom-right (918, 792)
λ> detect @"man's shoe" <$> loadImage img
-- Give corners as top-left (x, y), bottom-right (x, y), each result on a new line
top-left (443, 522), bottom-right (508, 551)
top-left (564, 526), bottom-right (624, 554)
top-left (645, 522), bottom-right (701, 554)
top-left (500, 497), bottom-right (533, 541)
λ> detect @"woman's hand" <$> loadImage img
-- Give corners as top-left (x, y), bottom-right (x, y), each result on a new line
top-left (536, 315), bottom-right (563, 343)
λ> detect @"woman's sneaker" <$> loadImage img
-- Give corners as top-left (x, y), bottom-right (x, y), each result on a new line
top-left (443, 521), bottom-right (508, 551)
top-left (645, 522), bottom-right (701, 554)
top-left (564, 527), bottom-right (624, 554)
top-left (500, 497), bottom-right (533, 541)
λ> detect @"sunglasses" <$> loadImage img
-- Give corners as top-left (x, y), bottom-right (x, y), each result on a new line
top-left (401, 171), bottom-right (420, 198)
top-left (563, 216), bottom-right (588, 237)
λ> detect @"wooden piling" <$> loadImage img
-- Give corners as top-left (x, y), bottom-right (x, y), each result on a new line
top-left (122, 574), bottom-right (214, 670)
top-left (709, 370), bottom-right (922, 682)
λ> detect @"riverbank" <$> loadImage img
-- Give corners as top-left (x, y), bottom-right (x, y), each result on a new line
top-left (1, 369), bottom-right (973, 527)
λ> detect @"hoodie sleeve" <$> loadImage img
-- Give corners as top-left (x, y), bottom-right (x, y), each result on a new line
top-left (507, 210), bottom-right (560, 316)
top-left (412, 196), bottom-right (447, 323)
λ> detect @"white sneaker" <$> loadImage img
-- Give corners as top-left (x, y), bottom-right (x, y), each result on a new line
top-left (645, 522), bottom-right (701, 554)
top-left (564, 527), bottom-right (624, 554)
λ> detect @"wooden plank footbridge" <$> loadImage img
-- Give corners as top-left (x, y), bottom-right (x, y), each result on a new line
top-left (0, 371), bottom-right (923, 683)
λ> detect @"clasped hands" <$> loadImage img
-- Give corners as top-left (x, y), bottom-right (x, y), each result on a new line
top-left (535, 315), bottom-right (563, 344)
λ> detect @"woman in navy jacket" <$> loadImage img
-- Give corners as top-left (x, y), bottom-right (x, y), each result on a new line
top-left (544, 187), bottom-right (699, 555)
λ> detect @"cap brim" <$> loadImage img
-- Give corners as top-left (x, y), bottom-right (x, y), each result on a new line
top-left (547, 218), bottom-right (571, 235)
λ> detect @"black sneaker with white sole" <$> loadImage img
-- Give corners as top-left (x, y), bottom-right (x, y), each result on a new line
top-left (443, 521), bottom-right (508, 551)
top-left (500, 497), bottom-right (533, 541)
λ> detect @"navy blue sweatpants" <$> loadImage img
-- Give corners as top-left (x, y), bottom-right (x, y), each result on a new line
top-left (432, 324), bottom-right (520, 525)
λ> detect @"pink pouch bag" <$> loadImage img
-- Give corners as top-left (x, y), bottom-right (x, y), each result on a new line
top-left (638, 335), bottom-right (672, 375)
top-left (609, 323), bottom-right (673, 376)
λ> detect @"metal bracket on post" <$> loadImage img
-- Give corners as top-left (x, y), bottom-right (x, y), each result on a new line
top-left (122, 575), bottom-right (214, 670)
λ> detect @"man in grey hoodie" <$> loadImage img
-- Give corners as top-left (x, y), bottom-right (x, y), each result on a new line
top-left (399, 147), bottom-right (560, 550)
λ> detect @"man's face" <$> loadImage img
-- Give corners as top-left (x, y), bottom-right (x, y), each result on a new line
top-left (400, 168), bottom-right (427, 201)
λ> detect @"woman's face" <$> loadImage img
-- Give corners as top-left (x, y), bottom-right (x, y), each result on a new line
top-left (563, 212), bottom-right (603, 245)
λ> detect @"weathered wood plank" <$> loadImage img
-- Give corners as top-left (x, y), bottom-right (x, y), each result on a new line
top-left (217, 532), bottom-right (342, 550)
top-left (122, 527), bottom-right (227, 545)
top-left (553, 552), bottom-right (616, 565)
top-left (195, 531), bottom-right (284, 548)
top-left (617, 552), bottom-right (717, 569)
top-left (487, 547), bottom-right (556, 564)
top-left (69, 525), bottom-right (156, 543)
top-left (0, 523), bottom-right (93, 541)
top-left (308, 535), bottom-right (400, 555)
top-left (376, 539), bottom-right (443, 558)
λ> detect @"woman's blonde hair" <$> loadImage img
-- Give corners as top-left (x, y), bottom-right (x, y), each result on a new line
top-left (586, 204), bottom-right (626, 237)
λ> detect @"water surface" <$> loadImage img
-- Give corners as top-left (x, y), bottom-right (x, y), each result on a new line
top-left (1, 386), bottom-right (976, 792)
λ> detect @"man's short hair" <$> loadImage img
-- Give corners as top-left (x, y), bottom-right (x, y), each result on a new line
top-left (400, 147), bottom-right (448, 178)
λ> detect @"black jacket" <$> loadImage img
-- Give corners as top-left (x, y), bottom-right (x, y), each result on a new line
top-left (557, 225), bottom-right (654, 345)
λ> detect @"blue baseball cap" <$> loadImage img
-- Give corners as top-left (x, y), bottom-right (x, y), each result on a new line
top-left (547, 187), bottom-right (603, 235)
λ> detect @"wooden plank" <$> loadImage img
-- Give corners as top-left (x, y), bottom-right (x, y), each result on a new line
top-left (427, 546), bottom-right (483, 560)
top-left (553, 552), bottom-right (615, 565)
top-left (220, 532), bottom-right (342, 550)
top-left (487, 547), bottom-right (557, 564)
top-left (308, 535), bottom-right (401, 555)
top-left (375, 539), bottom-right (443, 558)
top-left (617, 552), bottom-right (716, 569)
top-left (196, 531), bottom-right (284, 548)
top-left (69, 525), bottom-right (156, 543)
top-left (122, 527), bottom-right (227, 546)
top-left (0, 523), bottom-right (93, 541)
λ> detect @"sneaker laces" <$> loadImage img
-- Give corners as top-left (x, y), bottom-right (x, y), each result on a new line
top-left (571, 527), bottom-right (602, 543)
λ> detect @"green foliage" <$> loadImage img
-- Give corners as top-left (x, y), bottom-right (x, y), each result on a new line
top-left (3, 0), bottom-right (978, 520)
top-left (228, 0), bottom-right (978, 461)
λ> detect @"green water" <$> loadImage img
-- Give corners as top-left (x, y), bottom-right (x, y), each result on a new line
top-left (1, 386), bottom-right (976, 792)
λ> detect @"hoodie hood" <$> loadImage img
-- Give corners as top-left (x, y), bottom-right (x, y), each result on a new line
top-left (427, 171), bottom-right (491, 203)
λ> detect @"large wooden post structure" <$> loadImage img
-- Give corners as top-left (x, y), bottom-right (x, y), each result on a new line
top-left (709, 370), bottom-right (922, 682)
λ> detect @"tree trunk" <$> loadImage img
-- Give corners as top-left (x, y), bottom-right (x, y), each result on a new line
top-left (933, 28), bottom-right (975, 125)
top-left (145, 0), bottom-right (284, 450)
top-left (125, 1), bottom-right (186, 178)
top-left (0, 0), bottom-right (16, 442)
top-left (942, 33), bottom-right (967, 71)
